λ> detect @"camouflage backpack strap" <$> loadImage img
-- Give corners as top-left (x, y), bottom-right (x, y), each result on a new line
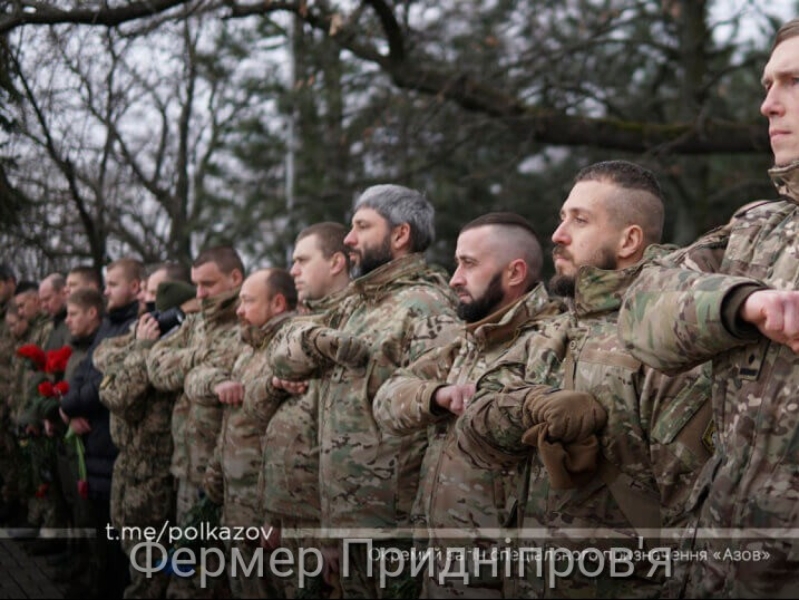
top-left (513, 349), bottom-right (578, 530)
top-left (563, 345), bottom-right (661, 538)
top-left (595, 459), bottom-right (661, 539)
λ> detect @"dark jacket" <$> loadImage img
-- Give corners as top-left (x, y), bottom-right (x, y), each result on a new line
top-left (61, 301), bottom-right (139, 496)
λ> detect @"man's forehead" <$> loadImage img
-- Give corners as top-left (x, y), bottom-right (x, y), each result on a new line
top-left (352, 207), bottom-right (384, 224)
top-left (763, 37), bottom-right (799, 81)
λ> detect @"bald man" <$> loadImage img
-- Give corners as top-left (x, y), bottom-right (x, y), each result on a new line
top-left (203, 268), bottom-right (298, 599)
top-left (373, 212), bottom-right (562, 599)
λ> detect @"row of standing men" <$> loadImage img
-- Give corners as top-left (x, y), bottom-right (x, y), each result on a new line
top-left (4, 19), bottom-right (799, 598)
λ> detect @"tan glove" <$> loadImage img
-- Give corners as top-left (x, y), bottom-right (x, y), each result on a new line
top-left (308, 327), bottom-right (370, 369)
top-left (522, 424), bottom-right (601, 489)
top-left (523, 389), bottom-right (607, 443)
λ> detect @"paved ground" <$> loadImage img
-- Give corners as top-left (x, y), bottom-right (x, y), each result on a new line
top-left (0, 537), bottom-right (65, 600)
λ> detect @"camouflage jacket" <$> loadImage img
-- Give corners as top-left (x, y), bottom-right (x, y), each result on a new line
top-left (204, 312), bottom-right (293, 527)
top-left (461, 248), bottom-right (713, 598)
top-left (44, 310), bottom-right (70, 352)
top-left (12, 313), bottom-right (53, 428)
top-left (373, 286), bottom-right (558, 539)
top-left (0, 301), bottom-right (13, 430)
top-left (272, 254), bottom-right (461, 532)
top-left (147, 288), bottom-right (240, 486)
top-left (617, 162), bottom-right (799, 597)
top-left (261, 289), bottom-right (349, 522)
top-left (97, 330), bottom-right (175, 482)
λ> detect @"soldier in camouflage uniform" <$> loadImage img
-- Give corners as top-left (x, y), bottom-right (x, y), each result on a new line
top-left (2, 297), bottom-right (28, 525)
top-left (35, 273), bottom-right (72, 544)
top-left (0, 263), bottom-right (17, 524)
top-left (459, 162), bottom-right (713, 598)
top-left (96, 263), bottom-right (194, 599)
top-left (201, 268), bottom-right (297, 599)
top-left (373, 212), bottom-right (560, 599)
top-left (262, 222), bottom-right (352, 599)
top-left (618, 20), bottom-right (799, 599)
top-left (10, 281), bottom-right (54, 536)
top-left (269, 185), bottom-right (462, 598)
top-left (147, 246), bottom-right (244, 599)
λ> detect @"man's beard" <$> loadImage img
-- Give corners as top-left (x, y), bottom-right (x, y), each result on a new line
top-left (548, 245), bottom-right (617, 298)
top-left (456, 271), bottom-right (505, 323)
top-left (351, 235), bottom-right (393, 278)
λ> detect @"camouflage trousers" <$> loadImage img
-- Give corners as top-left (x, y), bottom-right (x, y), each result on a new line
top-left (112, 463), bottom-right (175, 600)
top-left (683, 533), bottom-right (799, 599)
top-left (421, 537), bottom-right (505, 600)
top-left (165, 477), bottom-right (230, 600)
top-left (269, 515), bottom-right (325, 600)
top-left (338, 537), bottom-right (421, 599)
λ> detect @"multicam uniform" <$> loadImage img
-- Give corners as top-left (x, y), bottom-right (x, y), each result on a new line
top-left (0, 301), bottom-right (15, 511)
top-left (373, 285), bottom-right (560, 599)
top-left (13, 312), bottom-right (53, 528)
top-left (96, 329), bottom-right (177, 600)
top-left (203, 312), bottom-right (293, 600)
top-left (146, 288), bottom-right (239, 599)
top-left (460, 248), bottom-right (713, 598)
top-left (618, 163), bottom-right (799, 598)
top-left (270, 254), bottom-right (461, 598)
top-left (260, 290), bottom-right (349, 599)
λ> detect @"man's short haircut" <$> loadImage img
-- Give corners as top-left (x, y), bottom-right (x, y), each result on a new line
top-left (148, 261), bottom-right (191, 283)
top-left (42, 273), bottom-right (66, 292)
top-left (14, 281), bottom-right (39, 296)
top-left (193, 246), bottom-right (245, 277)
top-left (772, 18), bottom-right (799, 52)
top-left (296, 222), bottom-right (351, 271)
top-left (574, 160), bottom-right (665, 245)
top-left (107, 257), bottom-right (145, 282)
top-left (0, 263), bottom-right (15, 282)
top-left (353, 184), bottom-right (435, 253)
top-left (68, 265), bottom-right (103, 290)
top-left (67, 288), bottom-right (105, 316)
top-left (460, 212), bottom-right (545, 289)
top-left (265, 268), bottom-right (298, 311)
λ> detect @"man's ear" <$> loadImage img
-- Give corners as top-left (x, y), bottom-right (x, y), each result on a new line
top-left (230, 269), bottom-right (244, 287)
top-left (392, 223), bottom-right (412, 252)
top-left (617, 225), bottom-right (644, 260)
top-left (506, 258), bottom-right (528, 289)
top-left (330, 252), bottom-right (347, 276)
top-left (272, 293), bottom-right (288, 314)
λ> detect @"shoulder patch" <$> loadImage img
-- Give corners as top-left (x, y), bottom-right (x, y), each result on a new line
top-left (702, 420), bottom-right (716, 455)
top-left (100, 374), bottom-right (113, 390)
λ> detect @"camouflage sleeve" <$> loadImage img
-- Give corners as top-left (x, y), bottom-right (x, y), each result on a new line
top-left (183, 338), bottom-right (243, 406)
top-left (98, 336), bottom-right (156, 423)
top-left (404, 314), bottom-right (463, 364)
top-left (146, 316), bottom-right (199, 392)
top-left (203, 424), bottom-right (225, 505)
top-left (642, 362), bottom-right (714, 529)
top-left (241, 375), bottom-right (288, 429)
top-left (456, 318), bottom-right (569, 469)
top-left (268, 316), bottom-right (345, 381)
top-left (619, 224), bottom-right (764, 375)
top-left (92, 329), bottom-right (133, 373)
top-left (372, 341), bottom-right (461, 436)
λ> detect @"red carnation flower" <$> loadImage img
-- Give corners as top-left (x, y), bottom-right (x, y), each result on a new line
top-left (77, 479), bottom-right (89, 500)
top-left (45, 346), bottom-right (72, 374)
top-left (54, 381), bottom-right (70, 396)
top-left (16, 344), bottom-right (46, 371)
top-left (38, 380), bottom-right (55, 398)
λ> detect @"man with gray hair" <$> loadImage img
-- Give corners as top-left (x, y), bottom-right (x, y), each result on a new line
top-left (270, 184), bottom-right (462, 598)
